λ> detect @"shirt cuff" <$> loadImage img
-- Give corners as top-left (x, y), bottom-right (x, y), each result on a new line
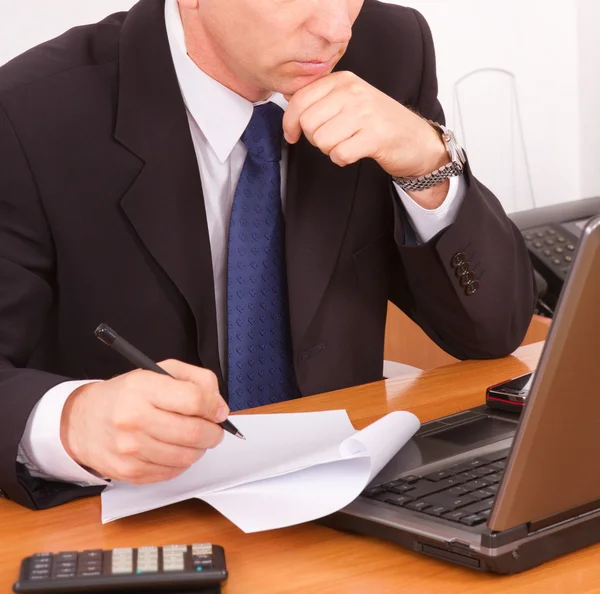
top-left (393, 174), bottom-right (467, 243)
top-left (17, 380), bottom-right (109, 486)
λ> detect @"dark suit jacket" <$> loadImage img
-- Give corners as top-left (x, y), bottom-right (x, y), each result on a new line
top-left (0, 0), bottom-right (536, 510)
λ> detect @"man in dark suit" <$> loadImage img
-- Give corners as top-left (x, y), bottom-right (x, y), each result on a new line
top-left (0, 0), bottom-right (536, 510)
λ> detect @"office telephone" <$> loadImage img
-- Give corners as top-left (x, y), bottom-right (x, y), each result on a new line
top-left (509, 196), bottom-right (600, 316)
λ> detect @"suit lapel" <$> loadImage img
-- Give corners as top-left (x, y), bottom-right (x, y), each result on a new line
top-left (114, 0), bottom-right (223, 386)
top-left (285, 137), bottom-right (361, 347)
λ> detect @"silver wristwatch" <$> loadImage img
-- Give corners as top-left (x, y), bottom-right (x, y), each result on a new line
top-left (392, 121), bottom-right (467, 192)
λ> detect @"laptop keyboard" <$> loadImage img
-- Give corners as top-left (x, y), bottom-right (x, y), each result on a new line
top-left (362, 450), bottom-right (509, 526)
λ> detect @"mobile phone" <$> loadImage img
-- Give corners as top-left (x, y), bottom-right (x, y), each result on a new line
top-left (486, 372), bottom-right (534, 413)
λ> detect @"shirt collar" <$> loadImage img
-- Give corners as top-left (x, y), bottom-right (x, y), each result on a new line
top-left (164, 0), bottom-right (288, 163)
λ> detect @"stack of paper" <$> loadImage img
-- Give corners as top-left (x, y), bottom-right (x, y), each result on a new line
top-left (101, 410), bottom-right (420, 532)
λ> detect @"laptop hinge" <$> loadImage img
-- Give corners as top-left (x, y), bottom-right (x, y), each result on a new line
top-left (528, 497), bottom-right (600, 533)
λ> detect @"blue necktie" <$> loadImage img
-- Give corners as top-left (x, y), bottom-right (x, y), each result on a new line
top-left (227, 103), bottom-right (301, 411)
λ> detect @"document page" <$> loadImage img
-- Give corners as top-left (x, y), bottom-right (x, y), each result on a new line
top-left (101, 410), bottom-right (420, 532)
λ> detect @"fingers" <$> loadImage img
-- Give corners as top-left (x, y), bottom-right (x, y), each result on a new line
top-left (115, 431), bottom-right (211, 469)
top-left (107, 456), bottom-right (186, 485)
top-left (292, 91), bottom-right (345, 147)
top-left (283, 74), bottom-right (340, 143)
top-left (145, 361), bottom-right (229, 423)
top-left (145, 408), bottom-right (225, 450)
top-left (328, 130), bottom-right (372, 167)
top-left (307, 110), bottom-right (361, 156)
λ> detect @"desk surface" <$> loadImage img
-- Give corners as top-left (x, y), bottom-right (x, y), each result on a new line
top-left (3, 343), bottom-right (600, 593)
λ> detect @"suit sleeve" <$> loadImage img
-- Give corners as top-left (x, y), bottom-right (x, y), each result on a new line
top-left (389, 9), bottom-right (538, 360)
top-left (0, 103), bottom-right (103, 509)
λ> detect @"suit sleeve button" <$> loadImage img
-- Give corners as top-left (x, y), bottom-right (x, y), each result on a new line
top-left (460, 270), bottom-right (476, 287)
top-left (455, 262), bottom-right (471, 277)
top-left (465, 280), bottom-right (480, 296)
top-left (451, 252), bottom-right (467, 267)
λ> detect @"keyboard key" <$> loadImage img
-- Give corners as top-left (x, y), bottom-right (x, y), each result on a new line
top-left (447, 486), bottom-right (469, 496)
top-left (405, 478), bottom-right (458, 499)
top-left (446, 462), bottom-right (474, 474)
top-left (362, 486), bottom-right (385, 497)
top-left (471, 466), bottom-right (497, 478)
top-left (400, 475), bottom-right (421, 484)
top-left (384, 494), bottom-right (412, 507)
top-left (455, 472), bottom-right (478, 482)
top-left (404, 500), bottom-right (431, 512)
top-left (490, 460), bottom-right (506, 470)
top-left (460, 514), bottom-right (488, 526)
top-left (443, 510), bottom-right (469, 522)
top-left (464, 458), bottom-right (490, 469)
top-left (461, 498), bottom-right (495, 515)
top-left (471, 489), bottom-right (495, 500)
top-left (389, 483), bottom-right (415, 495)
top-left (420, 494), bottom-right (478, 512)
top-left (486, 484), bottom-right (500, 494)
top-left (424, 506), bottom-right (448, 517)
top-left (423, 469), bottom-right (455, 482)
top-left (462, 480), bottom-right (490, 492)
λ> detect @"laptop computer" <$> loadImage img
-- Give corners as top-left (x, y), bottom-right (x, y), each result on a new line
top-left (321, 215), bottom-right (600, 574)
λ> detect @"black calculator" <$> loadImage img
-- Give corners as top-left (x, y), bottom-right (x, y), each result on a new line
top-left (12, 543), bottom-right (227, 593)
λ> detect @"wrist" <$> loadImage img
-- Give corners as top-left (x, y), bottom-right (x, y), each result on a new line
top-left (60, 383), bottom-right (91, 467)
top-left (409, 121), bottom-right (451, 178)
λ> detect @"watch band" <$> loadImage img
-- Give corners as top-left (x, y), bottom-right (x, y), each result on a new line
top-left (393, 121), bottom-right (466, 192)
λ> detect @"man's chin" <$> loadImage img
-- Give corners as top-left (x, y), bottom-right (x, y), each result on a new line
top-left (278, 70), bottom-right (336, 97)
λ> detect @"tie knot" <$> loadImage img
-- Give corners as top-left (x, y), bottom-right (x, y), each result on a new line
top-left (241, 103), bottom-right (284, 162)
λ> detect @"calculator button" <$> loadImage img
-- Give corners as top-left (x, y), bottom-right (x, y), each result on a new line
top-left (137, 561), bottom-right (159, 573)
top-left (111, 548), bottom-right (133, 574)
top-left (78, 561), bottom-right (102, 573)
top-left (29, 569), bottom-right (51, 579)
top-left (163, 544), bottom-right (188, 552)
top-left (192, 544), bottom-right (213, 556)
top-left (163, 552), bottom-right (185, 572)
top-left (54, 561), bottom-right (76, 572)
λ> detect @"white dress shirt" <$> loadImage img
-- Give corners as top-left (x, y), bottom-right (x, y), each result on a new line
top-left (16, 0), bottom-right (466, 486)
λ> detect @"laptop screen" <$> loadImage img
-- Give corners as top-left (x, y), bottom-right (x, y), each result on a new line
top-left (490, 216), bottom-right (600, 532)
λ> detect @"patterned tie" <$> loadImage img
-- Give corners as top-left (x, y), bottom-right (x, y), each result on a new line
top-left (226, 103), bottom-right (301, 411)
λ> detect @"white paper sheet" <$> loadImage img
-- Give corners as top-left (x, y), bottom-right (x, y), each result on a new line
top-left (101, 410), bottom-right (420, 532)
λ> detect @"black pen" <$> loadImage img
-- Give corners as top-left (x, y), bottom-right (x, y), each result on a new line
top-left (94, 323), bottom-right (245, 440)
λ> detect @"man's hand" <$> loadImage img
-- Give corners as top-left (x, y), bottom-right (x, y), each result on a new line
top-left (283, 71), bottom-right (451, 208)
top-left (60, 360), bottom-right (228, 484)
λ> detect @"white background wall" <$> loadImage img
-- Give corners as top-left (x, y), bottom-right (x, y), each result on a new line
top-left (2, 0), bottom-right (598, 213)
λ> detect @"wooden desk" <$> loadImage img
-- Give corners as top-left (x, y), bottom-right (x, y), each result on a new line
top-left (3, 342), bottom-right (600, 593)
